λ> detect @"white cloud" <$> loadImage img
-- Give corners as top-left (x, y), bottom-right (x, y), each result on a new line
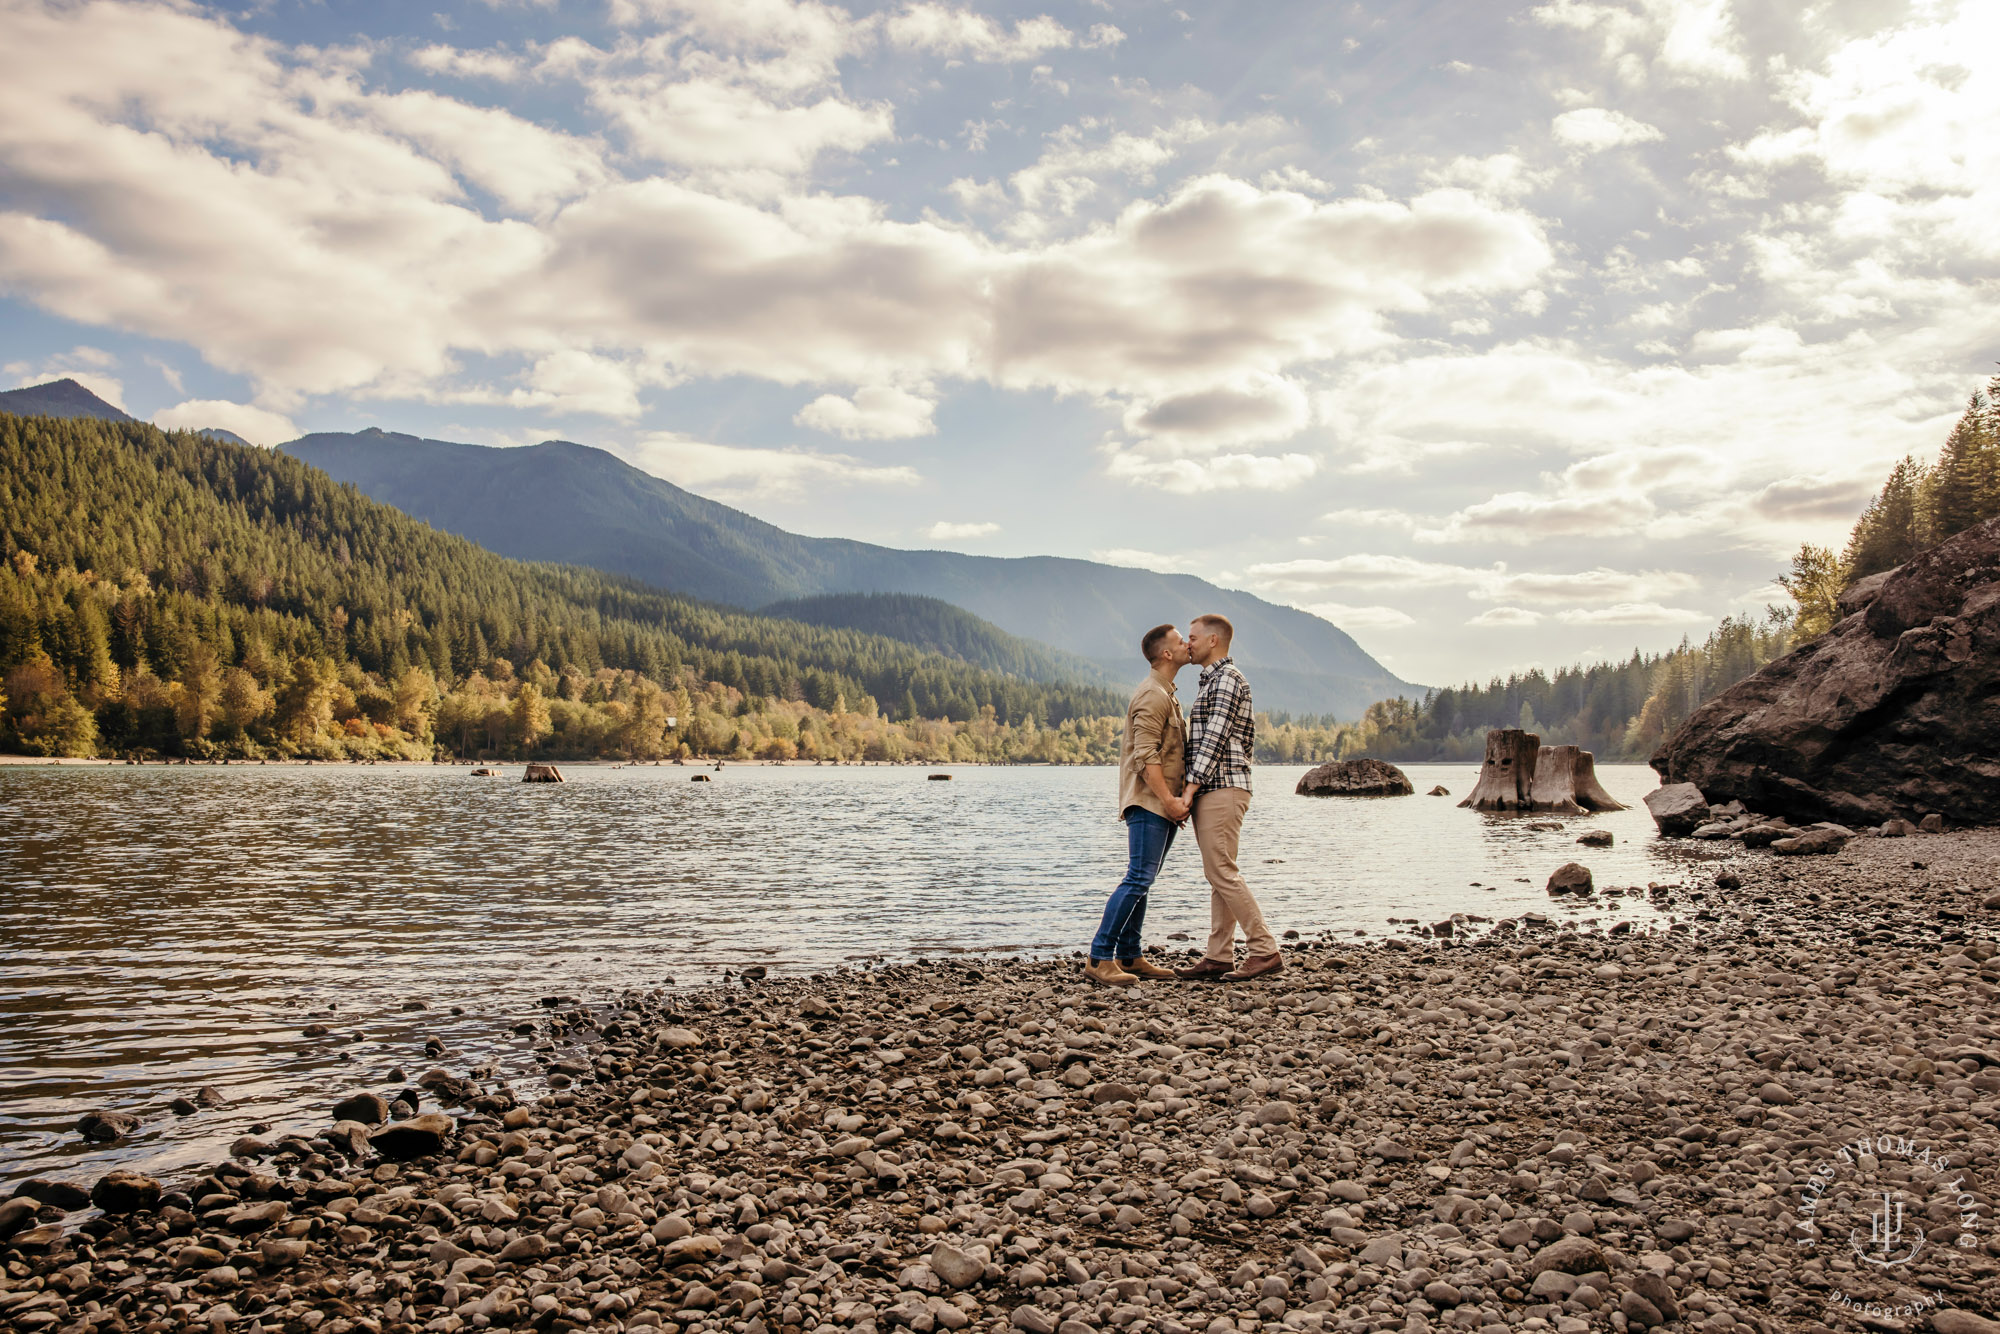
top-left (586, 71), bottom-right (893, 182)
top-left (1244, 554), bottom-right (1698, 605)
top-left (884, 5), bottom-right (1074, 62)
top-left (1417, 488), bottom-right (1655, 544)
top-left (988, 177), bottom-right (1552, 401)
top-left (1467, 607), bottom-right (1544, 627)
top-left (923, 520), bottom-right (999, 540)
top-left (1497, 567), bottom-right (1697, 604)
top-left (1298, 602), bottom-right (1417, 630)
top-left (1554, 602), bottom-right (1708, 625)
top-left (360, 88), bottom-right (609, 213)
top-left (795, 385), bottom-right (937, 439)
top-left (152, 399), bottom-right (300, 445)
top-left (964, 118), bottom-right (1217, 234)
top-left (0, 7), bottom-right (1556, 451)
top-left (1751, 473), bottom-right (1878, 522)
top-left (1318, 507), bottom-right (1412, 529)
top-left (621, 433), bottom-right (920, 500)
top-left (1104, 450), bottom-right (1317, 494)
top-left (1122, 374), bottom-right (1309, 450)
top-left (1425, 153), bottom-right (1552, 199)
top-left (1551, 107), bottom-right (1664, 152)
top-left (1532, 0), bottom-right (1749, 85)
top-left (410, 44), bottom-right (524, 81)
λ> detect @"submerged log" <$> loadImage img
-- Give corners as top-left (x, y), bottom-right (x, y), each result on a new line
top-left (1458, 729), bottom-right (1539, 811)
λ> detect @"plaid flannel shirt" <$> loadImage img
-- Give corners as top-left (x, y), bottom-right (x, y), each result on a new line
top-left (1185, 656), bottom-right (1254, 793)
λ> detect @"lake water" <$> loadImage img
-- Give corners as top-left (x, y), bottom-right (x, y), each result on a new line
top-left (0, 761), bottom-right (1722, 1193)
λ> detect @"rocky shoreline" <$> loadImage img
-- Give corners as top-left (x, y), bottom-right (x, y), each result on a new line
top-left (4, 836), bottom-right (1999, 1334)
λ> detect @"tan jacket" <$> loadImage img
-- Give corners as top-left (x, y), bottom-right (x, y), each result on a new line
top-left (1117, 665), bottom-right (1186, 820)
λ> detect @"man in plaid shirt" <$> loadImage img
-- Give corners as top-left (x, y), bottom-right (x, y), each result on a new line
top-left (1171, 613), bottom-right (1282, 981)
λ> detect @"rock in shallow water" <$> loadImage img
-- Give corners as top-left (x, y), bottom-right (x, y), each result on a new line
top-left (1642, 783), bottom-right (1710, 836)
top-left (1546, 861), bottom-right (1593, 895)
top-left (1295, 758), bottom-right (1414, 796)
top-left (74, 1109), bottom-right (139, 1141)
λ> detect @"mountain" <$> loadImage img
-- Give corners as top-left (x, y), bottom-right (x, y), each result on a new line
top-left (761, 593), bottom-right (1121, 689)
top-left (285, 429), bottom-right (1418, 716)
top-left (0, 378), bottom-right (133, 422)
top-left (199, 427), bottom-right (251, 446)
top-left (0, 412), bottom-right (1123, 734)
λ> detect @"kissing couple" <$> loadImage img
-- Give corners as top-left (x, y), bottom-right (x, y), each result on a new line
top-left (1083, 613), bottom-right (1281, 987)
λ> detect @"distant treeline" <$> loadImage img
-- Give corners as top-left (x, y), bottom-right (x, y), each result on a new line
top-left (0, 415), bottom-right (1121, 761)
top-left (1254, 611), bottom-right (1794, 765)
top-left (1781, 374), bottom-right (2000, 635)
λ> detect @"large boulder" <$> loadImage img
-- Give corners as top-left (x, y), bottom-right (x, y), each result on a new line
top-left (1654, 515), bottom-right (2000, 826)
top-left (1642, 783), bottom-right (1710, 836)
top-left (1295, 758), bottom-right (1413, 796)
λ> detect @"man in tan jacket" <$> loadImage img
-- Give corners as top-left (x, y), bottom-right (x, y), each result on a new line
top-left (1083, 623), bottom-right (1192, 987)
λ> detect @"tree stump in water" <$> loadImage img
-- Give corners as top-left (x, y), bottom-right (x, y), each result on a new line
top-left (1458, 729), bottom-right (1539, 811)
top-left (1569, 749), bottom-right (1626, 811)
top-left (522, 763), bottom-right (564, 783)
top-left (1462, 733), bottom-right (1627, 813)
top-left (1527, 744), bottom-right (1628, 812)
top-left (1527, 745), bottom-right (1587, 814)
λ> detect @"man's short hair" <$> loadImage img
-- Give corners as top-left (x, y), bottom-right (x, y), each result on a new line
top-left (1192, 613), bottom-right (1234, 646)
top-left (1140, 623), bottom-right (1176, 664)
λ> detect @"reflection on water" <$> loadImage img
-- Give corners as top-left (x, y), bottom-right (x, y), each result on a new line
top-left (0, 761), bottom-right (1712, 1191)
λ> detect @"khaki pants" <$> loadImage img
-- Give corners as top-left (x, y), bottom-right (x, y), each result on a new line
top-left (1192, 787), bottom-right (1277, 962)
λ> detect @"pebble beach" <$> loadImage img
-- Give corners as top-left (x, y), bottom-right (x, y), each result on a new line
top-left (4, 832), bottom-right (1999, 1334)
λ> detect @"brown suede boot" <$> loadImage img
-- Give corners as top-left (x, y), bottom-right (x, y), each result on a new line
top-left (1083, 959), bottom-right (1137, 987)
top-left (1120, 956), bottom-right (1175, 980)
top-left (1172, 958), bottom-right (1232, 980)
top-left (1222, 952), bottom-right (1283, 981)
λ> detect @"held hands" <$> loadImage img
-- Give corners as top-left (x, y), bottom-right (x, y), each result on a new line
top-left (1166, 793), bottom-right (1193, 824)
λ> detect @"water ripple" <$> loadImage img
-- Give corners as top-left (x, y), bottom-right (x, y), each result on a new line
top-left (0, 761), bottom-right (1709, 1192)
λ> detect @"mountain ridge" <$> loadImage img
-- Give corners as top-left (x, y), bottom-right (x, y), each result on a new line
top-left (761, 592), bottom-right (1121, 690)
top-left (286, 428), bottom-right (1418, 716)
top-left (0, 378), bottom-right (135, 423)
top-left (0, 378), bottom-right (1421, 716)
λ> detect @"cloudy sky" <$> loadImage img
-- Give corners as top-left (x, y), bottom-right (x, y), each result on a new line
top-left (1, 0), bottom-right (1995, 688)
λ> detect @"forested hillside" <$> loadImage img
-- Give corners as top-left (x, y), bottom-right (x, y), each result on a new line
top-left (1780, 374), bottom-right (2000, 635)
top-left (0, 414), bottom-right (1123, 761)
top-left (286, 428), bottom-right (1416, 716)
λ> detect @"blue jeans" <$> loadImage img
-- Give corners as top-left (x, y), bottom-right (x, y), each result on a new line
top-left (1091, 807), bottom-right (1177, 961)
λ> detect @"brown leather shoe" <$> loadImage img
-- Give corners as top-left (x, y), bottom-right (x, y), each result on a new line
top-left (1083, 959), bottom-right (1137, 987)
top-left (1120, 956), bottom-right (1176, 980)
top-left (1222, 952), bottom-right (1283, 981)
top-left (1172, 958), bottom-right (1233, 980)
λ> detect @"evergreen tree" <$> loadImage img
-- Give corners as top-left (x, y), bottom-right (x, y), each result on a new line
top-left (1844, 456), bottom-right (1930, 577)
top-left (1778, 544), bottom-right (1847, 638)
